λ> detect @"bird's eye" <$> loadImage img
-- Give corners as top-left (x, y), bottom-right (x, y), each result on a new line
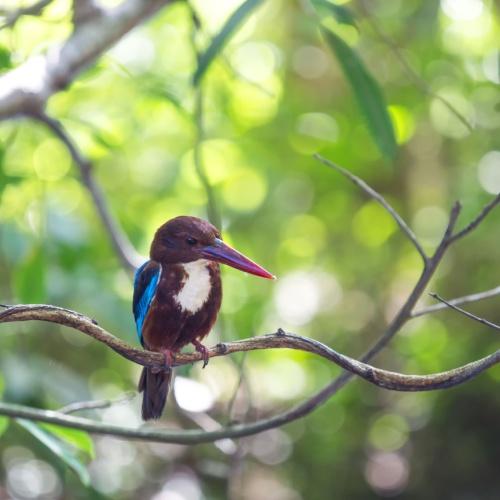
top-left (186, 237), bottom-right (197, 246)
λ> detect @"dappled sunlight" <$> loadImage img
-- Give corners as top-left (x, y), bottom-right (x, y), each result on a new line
top-left (364, 451), bottom-right (409, 496)
top-left (478, 150), bottom-right (500, 194)
top-left (174, 376), bottom-right (215, 413)
top-left (0, 0), bottom-right (499, 498)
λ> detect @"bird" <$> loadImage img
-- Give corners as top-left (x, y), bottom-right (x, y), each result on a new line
top-left (132, 216), bottom-right (275, 420)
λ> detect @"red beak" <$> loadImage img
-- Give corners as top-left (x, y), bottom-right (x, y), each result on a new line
top-left (202, 238), bottom-right (275, 280)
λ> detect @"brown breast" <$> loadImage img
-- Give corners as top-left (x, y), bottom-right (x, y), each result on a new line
top-left (142, 260), bottom-right (222, 352)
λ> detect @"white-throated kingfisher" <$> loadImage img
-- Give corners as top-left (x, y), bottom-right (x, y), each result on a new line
top-left (133, 216), bottom-right (274, 420)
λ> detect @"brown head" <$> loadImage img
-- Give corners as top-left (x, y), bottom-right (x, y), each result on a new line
top-left (150, 216), bottom-right (275, 279)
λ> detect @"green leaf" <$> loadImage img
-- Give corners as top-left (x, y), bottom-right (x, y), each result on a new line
top-left (0, 45), bottom-right (12, 71)
top-left (193, 0), bottom-right (265, 86)
top-left (13, 246), bottom-right (46, 303)
top-left (321, 28), bottom-right (397, 159)
top-left (312, 0), bottom-right (357, 28)
top-left (40, 424), bottom-right (95, 459)
top-left (16, 419), bottom-right (90, 486)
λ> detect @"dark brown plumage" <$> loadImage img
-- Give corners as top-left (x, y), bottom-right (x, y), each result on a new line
top-left (133, 216), bottom-right (274, 420)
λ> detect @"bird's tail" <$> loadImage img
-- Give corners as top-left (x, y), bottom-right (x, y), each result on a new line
top-left (138, 367), bottom-right (172, 420)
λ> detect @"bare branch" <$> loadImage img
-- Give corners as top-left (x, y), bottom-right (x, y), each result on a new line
top-left (357, 0), bottom-right (473, 132)
top-left (429, 293), bottom-right (500, 332)
top-left (413, 285), bottom-right (500, 317)
top-left (58, 392), bottom-right (135, 414)
top-left (72, 0), bottom-right (101, 26)
top-left (448, 193), bottom-right (500, 244)
top-left (0, 302), bottom-right (499, 443)
top-left (314, 154), bottom-right (427, 263)
top-left (0, 0), bottom-right (173, 119)
top-left (33, 113), bottom-right (142, 272)
top-left (0, 303), bottom-right (497, 391)
top-left (281, 200), bottom-right (465, 429)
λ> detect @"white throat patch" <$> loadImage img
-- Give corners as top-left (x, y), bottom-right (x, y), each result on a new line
top-left (174, 260), bottom-right (212, 314)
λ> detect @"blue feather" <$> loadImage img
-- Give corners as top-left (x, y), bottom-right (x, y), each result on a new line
top-left (132, 261), bottom-right (161, 345)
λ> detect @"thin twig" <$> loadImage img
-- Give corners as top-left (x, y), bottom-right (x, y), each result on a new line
top-left (58, 392), bottom-right (135, 414)
top-left (34, 112), bottom-right (143, 272)
top-left (356, 0), bottom-right (473, 132)
top-left (314, 154), bottom-right (427, 263)
top-left (448, 193), bottom-right (500, 244)
top-left (429, 293), bottom-right (500, 332)
top-left (413, 285), bottom-right (500, 317)
top-left (226, 352), bottom-right (248, 423)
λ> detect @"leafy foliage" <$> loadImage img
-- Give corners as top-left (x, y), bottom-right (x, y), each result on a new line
top-left (193, 0), bottom-right (265, 85)
top-left (16, 420), bottom-right (90, 486)
top-left (321, 27), bottom-right (396, 159)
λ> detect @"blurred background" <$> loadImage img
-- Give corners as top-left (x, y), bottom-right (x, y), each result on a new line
top-left (0, 0), bottom-right (499, 498)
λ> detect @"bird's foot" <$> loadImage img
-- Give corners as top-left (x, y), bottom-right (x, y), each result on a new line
top-left (152, 349), bottom-right (175, 374)
top-left (192, 340), bottom-right (209, 368)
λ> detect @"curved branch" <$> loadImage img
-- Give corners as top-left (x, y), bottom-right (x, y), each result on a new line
top-left (448, 193), bottom-right (500, 244)
top-left (35, 113), bottom-right (143, 271)
top-left (6, 302), bottom-right (497, 389)
top-left (1, 326), bottom-right (497, 445)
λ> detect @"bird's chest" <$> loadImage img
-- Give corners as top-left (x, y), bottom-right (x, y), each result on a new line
top-left (172, 260), bottom-right (213, 313)
top-left (143, 261), bottom-right (221, 350)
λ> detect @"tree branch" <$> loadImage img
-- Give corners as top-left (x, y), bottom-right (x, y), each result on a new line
top-left (357, 201), bottom-right (461, 363)
top-left (0, 0), bottom-right (173, 119)
top-left (0, 302), bottom-right (499, 443)
top-left (314, 154), bottom-right (428, 263)
top-left (448, 193), bottom-right (500, 244)
top-left (34, 112), bottom-right (143, 272)
top-left (413, 285), bottom-right (500, 317)
top-left (72, 0), bottom-right (101, 26)
top-left (0, 0), bottom-right (176, 272)
top-left (429, 293), bottom-right (500, 332)
top-left (58, 392), bottom-right (135, 414)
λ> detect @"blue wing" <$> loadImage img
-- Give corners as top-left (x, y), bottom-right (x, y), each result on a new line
top-left (133, 260), bottom-right (161, 346)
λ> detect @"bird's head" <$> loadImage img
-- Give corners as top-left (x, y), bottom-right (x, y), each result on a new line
top-left (150, 216), bottom-right (275, 279)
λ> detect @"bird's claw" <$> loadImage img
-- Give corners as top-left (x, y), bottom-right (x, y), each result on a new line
top-left (151, 349), bottom-right (175, 374)
top-left (160, 349), bottom-right (175, 372)
top-left (192, 340), bottom-right (209, 368)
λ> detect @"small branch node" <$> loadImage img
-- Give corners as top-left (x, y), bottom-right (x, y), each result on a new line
top-left (217, 343), bottom-right (228, 354)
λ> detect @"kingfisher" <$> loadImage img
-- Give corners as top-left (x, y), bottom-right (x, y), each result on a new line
top-left (133, 216), bottom-right (275, 420)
